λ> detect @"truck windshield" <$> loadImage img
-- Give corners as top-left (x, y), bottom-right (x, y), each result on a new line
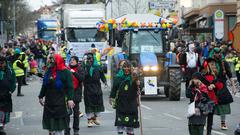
top-left (67, 28), bottom-right (107, 42)
top-left (131, 31), bottom-right (163, 54)
top-left (42, 30), bottom-right (56, 40)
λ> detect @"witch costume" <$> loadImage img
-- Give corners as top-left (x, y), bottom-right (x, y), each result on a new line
top-left (110, 60), bottom-right (139, 135)
top-left (38, 54), bottom-right (74, 134)
top-left (82, 53), bottom-right (107, 127)
top-left (0, 56), bottom-right (16, 134)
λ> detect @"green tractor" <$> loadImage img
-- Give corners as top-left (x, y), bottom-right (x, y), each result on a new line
top-left (109, 14), bottom-right (181, 101)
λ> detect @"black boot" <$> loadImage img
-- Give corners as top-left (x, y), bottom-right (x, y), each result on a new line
top-left (73, 130), bottom-right (79, 135)
top-left (17, 93), bottom-right (24, 96)
top-left (0, 127), bottom-right (6, 135)
top-left (64, 128), bottom-right (70, 135)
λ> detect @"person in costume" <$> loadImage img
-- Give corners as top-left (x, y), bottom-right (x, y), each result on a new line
top-left (181, 43), bottom-right (201, 88)
top-left (0, 56), bottom-right (16, 135)
top-left (82, 52), bottom-right (107, 127)
top-left (186, 72), bottom-right (213, 135)
top-left (200, 58), bottom-right (219, 135)
top-left (209, 47), bottom-right (237, 130)
top-left (65, 56), bottom-right (84, 135)
top-left (109, 60), bottom-right (140, 135)
top-left (38, 54), bottom-right (75, 135)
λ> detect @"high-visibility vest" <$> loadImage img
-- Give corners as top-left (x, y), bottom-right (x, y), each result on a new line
top-left (95, 52), bottom-right (101, 65)
top-left (226, 57), bottom-right (234, 63)
top-left (60, 46), bottom-right (67, 60)
top-left (235, 57), bottom-right (240, 72)
top-left (20, 52), bottom-right (29, 68)
top-left (13, 60), bottom-right (24, 77)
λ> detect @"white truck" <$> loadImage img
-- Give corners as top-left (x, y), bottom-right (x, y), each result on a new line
top-left (61, 3), bottom-right (108, 60)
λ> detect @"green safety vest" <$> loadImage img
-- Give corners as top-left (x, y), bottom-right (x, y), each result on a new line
top-left (13, 60), bottom-right (24, 77)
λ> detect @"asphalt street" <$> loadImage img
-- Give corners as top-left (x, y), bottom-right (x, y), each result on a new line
top-left (5, 77), bottom-right (240, 135)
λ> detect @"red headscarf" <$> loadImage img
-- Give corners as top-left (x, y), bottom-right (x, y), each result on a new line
top-left (51, 54), bottom-right (67, 78)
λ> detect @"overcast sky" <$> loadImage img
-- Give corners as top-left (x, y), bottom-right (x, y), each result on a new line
top-left (26, 0), bottom-right (57, 10)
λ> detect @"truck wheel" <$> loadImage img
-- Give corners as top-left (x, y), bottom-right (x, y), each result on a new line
top-left (168, 68), bottom-right (181, 101)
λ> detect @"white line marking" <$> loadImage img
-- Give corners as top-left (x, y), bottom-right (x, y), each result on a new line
top-left (11, 111), bottom-right (23, 119)
top-left (212, 130), bottom-right (227, 135)
top-left (204, 127), bottom-right (227, 135)
top-left (235, 93), bottom-right (240, 98)
top-left (141, 104), bottom-right (153, 110)
top-left (163, 113), bottom-right (182, 120)
top-left (102, 110), bottom-right (114, 114)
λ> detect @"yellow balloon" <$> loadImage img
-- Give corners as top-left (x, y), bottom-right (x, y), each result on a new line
top-left (167, 23), bottom-right (172, 28)
top-left (113, 24), bottom-right (117, 29)
top-left (162, 23), bottom-right (167, 29)
top-left (108, 19), bottom-right (113, 24)
top-left (104, 24), bottom-right (108, 29)
top-left (128, 22), bottom-right (132, 27)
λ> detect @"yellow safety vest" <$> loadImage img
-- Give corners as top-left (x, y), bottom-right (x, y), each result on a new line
top-left (226, 57), bottom-right (234, 63)
top-left (96, 52), bottom-right (101, 65)
top-left (60, 47), bottom-right (67, 60)
top-left (20, 52), bottom-right (29, 68)
top-left (13, 60), bottom-right (24, 77)
top-left (235, 57), bottom-right (240, 72)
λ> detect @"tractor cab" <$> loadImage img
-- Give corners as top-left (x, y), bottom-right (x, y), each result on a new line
top-left (97, 14), bottom-right (181, 100)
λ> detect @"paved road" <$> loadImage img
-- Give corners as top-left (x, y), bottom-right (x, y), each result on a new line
top-left (5, 78), bottom-right (240, 135)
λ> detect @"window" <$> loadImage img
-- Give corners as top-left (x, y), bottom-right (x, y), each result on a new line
top-left (131, 30), bottom-right (163, 54)
top-left (67, 28), bottom-right (107, 42)
top-left (228, 16), bottom-right (236, 31)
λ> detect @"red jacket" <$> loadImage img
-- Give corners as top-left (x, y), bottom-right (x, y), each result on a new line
top-left (205, 74), bottom-right (218, 105)
top-left (69, 66), bottom-right (79, 90)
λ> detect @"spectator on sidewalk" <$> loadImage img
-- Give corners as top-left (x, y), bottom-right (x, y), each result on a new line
top-left (0, 56), bottom-right (16, 135)
top-left (13, 50), bottom-right (25, 96)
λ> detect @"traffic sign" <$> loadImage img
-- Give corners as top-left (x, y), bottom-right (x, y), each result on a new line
top-left (149, 1), bottom-right (177, 10)
top-left (214, 9), bottom-right (224, 40)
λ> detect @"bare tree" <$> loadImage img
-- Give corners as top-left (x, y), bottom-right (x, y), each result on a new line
top-left (53, 0), bottom-right (105, 5)
top-left (111, 0), bottom-right (148, 18)
top-left (0, 0), bottom-right (39, 38)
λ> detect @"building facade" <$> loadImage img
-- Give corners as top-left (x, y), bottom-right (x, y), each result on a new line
top-left (180, 0), bottom-right (237, 42)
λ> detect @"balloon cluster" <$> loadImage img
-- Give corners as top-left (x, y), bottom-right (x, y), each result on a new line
top-left (96, 17), bottom-right (178, 32)
top-left (96, 19), bottom-right (117, 32)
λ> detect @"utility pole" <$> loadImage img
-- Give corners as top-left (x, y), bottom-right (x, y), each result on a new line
top-left (0, 2), bottom-right (3, 46)
top-left (134, 0), bottom-right (137, 14)
top-left (13, 0), bottom-right (16, 39)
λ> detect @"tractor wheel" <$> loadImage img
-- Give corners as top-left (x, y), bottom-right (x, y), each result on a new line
top-left (164, 86), bottom-right (169, 98)
top-left (168, 68), bottom-right (181, 101)
top-left (110, 57), bottom-right (116, 89)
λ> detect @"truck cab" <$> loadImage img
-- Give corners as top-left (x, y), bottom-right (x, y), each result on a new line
top-left (37, 20), bottom-right (57, 41)
top-left (61, 4), bottom-right (108, 62)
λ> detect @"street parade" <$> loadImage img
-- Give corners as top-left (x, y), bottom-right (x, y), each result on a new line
top-left (0, 0), bottom-right (240, 135)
